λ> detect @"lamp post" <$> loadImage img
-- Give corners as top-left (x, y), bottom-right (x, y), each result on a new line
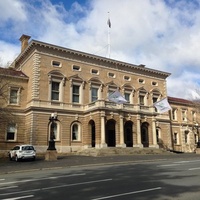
top-left (195, 123), bottom-right (200, 148)
top-left (45, 112), bottom-right (58, 161)
top-left (47, 112), bottom-right (57, 150)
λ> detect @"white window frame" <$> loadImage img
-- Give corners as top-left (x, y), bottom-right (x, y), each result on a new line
top-left (124, 91), bottom-right (131, 103)
top-left (9, 87), bottom-right (20, 105)
top-left (172, 108), bottom-right (177, 121)
top-left (6, 124), bottom-right (17, 141)
top-left (185, 131), bottom-right (189, 144)
top-left (71, 122), bottom-right (81, 141)
top-left (72, 84), bottom-right (80, 103)
top-left (52, 60), bottom-right (62, 67)
top-left (72, 65), bottom-right (81, 71)
top-left (91, 69), bottom-right (99, 75)
top-left (91, 86), bottom-right (99, 102)
top-left (48, 74), bottom-right (65, 102)
top-left (182, 110), bottom-right (187, 122)
top-left (51, 81), bottom-right (61, 101)
top-left (174, 132), bottom-right (179, 145)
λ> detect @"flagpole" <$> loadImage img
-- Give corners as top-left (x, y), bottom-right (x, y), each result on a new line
top-left (107, 12), bottom-right (111, 58)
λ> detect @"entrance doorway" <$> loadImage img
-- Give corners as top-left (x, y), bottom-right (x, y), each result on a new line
top-left (89, 120), bottom-right (96, 147)
top-left (141, 122), bottom-right (149, 147)
top-left (106, 120), bottom-right (116, 147)
top-left (124, 121), bottom-right (133, 147)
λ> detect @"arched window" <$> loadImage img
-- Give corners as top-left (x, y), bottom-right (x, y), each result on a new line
top-left (71, 123), bottom-right (81, 141)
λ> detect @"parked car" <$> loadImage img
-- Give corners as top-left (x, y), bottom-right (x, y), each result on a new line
top-left (8, 145), bottom-right (36, 161)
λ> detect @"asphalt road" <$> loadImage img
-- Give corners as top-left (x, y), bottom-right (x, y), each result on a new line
top-left (1, 153), bottom-right (200, 199)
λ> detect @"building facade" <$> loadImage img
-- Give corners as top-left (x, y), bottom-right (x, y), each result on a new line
top-left (0, 35), bottom-right (199, 153)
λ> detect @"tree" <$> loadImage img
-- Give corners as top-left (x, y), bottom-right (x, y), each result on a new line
top-left (0, 67), bottom-right (15, 122)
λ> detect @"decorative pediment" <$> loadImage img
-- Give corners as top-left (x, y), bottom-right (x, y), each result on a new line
top-left (88, 77), bottom-right (103, 85)
top-left (105, 80), bottom-right (118, 87)
top-left (68, 74), bottom-right (85, 82)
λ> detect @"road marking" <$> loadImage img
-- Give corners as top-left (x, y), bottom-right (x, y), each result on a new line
top-left (157, 164), bottom-right (181, 167)
top-left (0, 179), bottom-right (5, 181)
top-left (0, 173), bottom-right (86, 185)
top-left (0, 186), bottom-right (18, 190)
top-left (0, 179), bottom-right (112, 196)
top-left (42, 178), bottom-right (113, 190)
top-left (91, 187), bottom-right (162, 200)
top-left (2, 195), bottom-right (34, 200)
top-left (188, 167), bottom-right (200, 171)
top-left (174, 160), bottom-right (200, 164)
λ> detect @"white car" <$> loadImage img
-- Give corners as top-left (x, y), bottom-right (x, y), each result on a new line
top-left (8, 145), bottom-right (36, 161)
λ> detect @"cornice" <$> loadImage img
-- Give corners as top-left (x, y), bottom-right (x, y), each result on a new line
top-left (14, 39), bottom-right (171, 79)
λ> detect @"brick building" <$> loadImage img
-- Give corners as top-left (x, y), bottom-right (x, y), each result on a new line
top-left (0, 35), bottom-right (199, 153)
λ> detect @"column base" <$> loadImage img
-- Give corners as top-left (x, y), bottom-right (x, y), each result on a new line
top-left (100, 143), bottom-right (107, 148)
top-left (116, 144), bottom-right (126, 148)
top-left (149, 144), bottom-right (159, 149)
top-left (196, 148), bottom-right (200, 154)
top-left (133, 144), bottom-right (143, 148)
top-left (45, 150), bottom-right (57, 161)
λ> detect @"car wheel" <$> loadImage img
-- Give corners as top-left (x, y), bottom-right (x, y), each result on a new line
top-left (9, 154), bottom-right (12, 161)
top-left (32, 156), bottom-right (36, 161)
top-left (15, 155), bottom-right (19, 162)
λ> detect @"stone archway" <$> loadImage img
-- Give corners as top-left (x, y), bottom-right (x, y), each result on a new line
top-left (106, 119), bottom-right (116, 147)
top-left (124, 121), bottom-right (133, 147)
top-left (89, 120), bottom-right (96, 147)
top-left (141, 122), bottom-right (149, 147)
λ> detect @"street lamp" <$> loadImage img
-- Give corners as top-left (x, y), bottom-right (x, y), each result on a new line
top-left (194, 123), bottom-right (200, 148)
top-left (47, 112), bottom-right (57, 151)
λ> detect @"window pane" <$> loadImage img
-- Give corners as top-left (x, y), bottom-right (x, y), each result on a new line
top-left (7, 124), bottom-right (16, 140)
top-left (91, 88), bottom-right (98, 102)
top-left (72, 124), bottom-right (78, 140)
top-left (139, 96), bottom-right (144, 105)
top-left (73, 85), bottom-right (80, 103)
top-left (51, 82), bottom-right (60, 100)
top-left (10, 89), bottom-right (18, 104)
top-left (124, 93), bottom-right (130, 102)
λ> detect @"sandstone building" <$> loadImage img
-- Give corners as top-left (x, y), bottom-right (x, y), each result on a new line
top-left (0, 35), bottom-right (199, 153)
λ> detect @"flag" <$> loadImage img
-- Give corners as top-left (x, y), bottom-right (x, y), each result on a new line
top-left (108, 90), bottom-right (127, 104)
top-left (153, 97), bottom-right (172, 113)
top-left (107, 18), bottom-right (111, 28)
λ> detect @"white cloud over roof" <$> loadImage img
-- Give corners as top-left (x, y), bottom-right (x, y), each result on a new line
top-left (0, 0), bottom-right (200, 99)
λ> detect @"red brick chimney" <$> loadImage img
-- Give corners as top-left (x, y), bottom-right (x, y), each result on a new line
top-left (19, 34), bottom-right (31, 52)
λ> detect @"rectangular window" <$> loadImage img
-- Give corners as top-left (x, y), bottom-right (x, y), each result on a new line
top-left (139, 95), bottom-right (144, 105)
top-left (185, 132), bottom-right (188, 144)
top-left (172, 108), bottom-right (177, 120)
top-left (124, 92), bottom-right (130, 103)
top-left (91, 87), bottom-right (98, 102)
top-left (9, 88), bottom-right (19, 104)
top-left (182, 110), bottom-right (187, 121)
top-left (174, 133), bottom-right (177, 144)
top-left (51, 82), bottom-right (60, 101)
top-left (52, 61), bottom-right (61, 67)
top-left (72, 85), bottom-right (80, 103)
top-left (72, 65), bottom-right (81, 71)
top-left (7, 124), bottom-right (16, 141)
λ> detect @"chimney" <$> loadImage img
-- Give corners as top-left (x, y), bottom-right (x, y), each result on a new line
top-left (19, 34), bottom-right (31, 52)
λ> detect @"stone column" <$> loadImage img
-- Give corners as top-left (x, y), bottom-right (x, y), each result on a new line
top-left (119, 114), bottom-right (126, 147)
top-left (133, 115), bottom-right (143, 148)
top-left (150, 117), bottom-right (159, 148)
top-left (100, 111), bottom-right (107, 148)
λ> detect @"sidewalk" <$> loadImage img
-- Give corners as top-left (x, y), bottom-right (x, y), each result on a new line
top-left (1, 153), bottom-right (200, 174)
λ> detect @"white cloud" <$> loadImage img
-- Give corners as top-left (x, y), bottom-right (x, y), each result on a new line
top-left (0, 0), bottom-right (27, 22)
top-left (0, 0), bottom-right (200, 99)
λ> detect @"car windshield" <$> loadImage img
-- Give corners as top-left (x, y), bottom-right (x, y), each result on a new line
top-left (22, 146), bottom-right (34, 151)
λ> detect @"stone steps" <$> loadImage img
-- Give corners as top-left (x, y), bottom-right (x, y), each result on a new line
top-left (76, 147), bottom-right (171, 157)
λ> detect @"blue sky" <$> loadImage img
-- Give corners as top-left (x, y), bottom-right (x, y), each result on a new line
top-left (0, 0), bottom-right (200, 99)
